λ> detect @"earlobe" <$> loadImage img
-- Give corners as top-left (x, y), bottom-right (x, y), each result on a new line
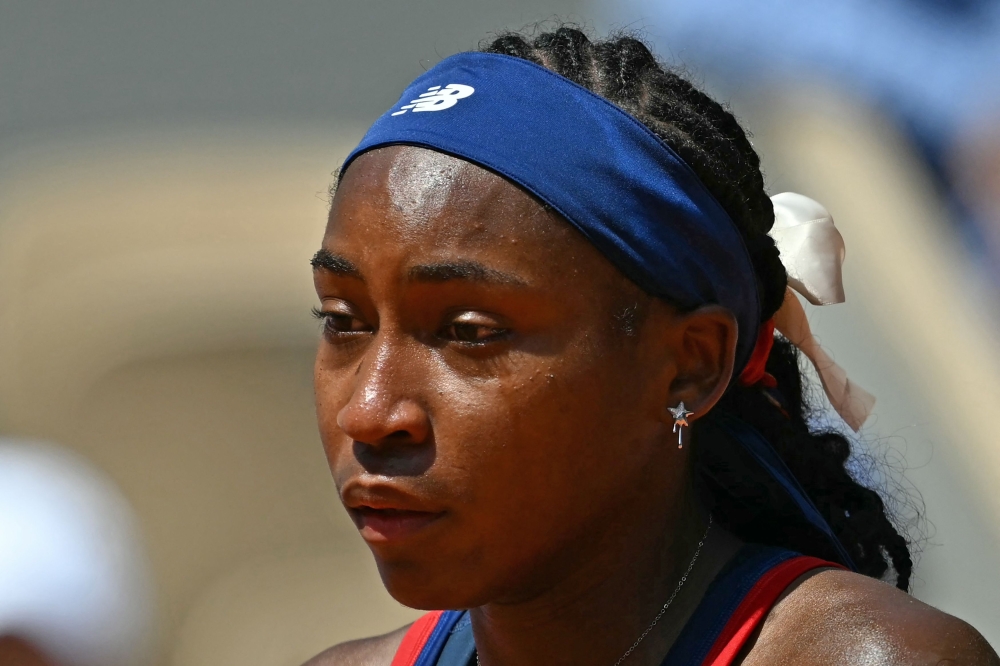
top-left (665, 305), bottom-right (737, 421)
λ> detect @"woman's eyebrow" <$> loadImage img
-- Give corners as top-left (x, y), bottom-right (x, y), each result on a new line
top-left (311, 249), bottom-right (363, 280)
top-left (408, 261), bottom-right (528, 287)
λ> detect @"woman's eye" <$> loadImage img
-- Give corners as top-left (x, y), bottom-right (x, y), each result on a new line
top-left (442, 321), bottom-right (509, 344)
top-left (312, 307), bottom-right (370, 337)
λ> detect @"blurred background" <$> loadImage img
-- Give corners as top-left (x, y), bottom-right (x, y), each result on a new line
top-left (0, 1), bottom-right (998, 664)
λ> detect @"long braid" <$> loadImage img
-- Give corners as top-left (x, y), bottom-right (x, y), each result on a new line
top-left (482, 27), bottom-right (913, 590)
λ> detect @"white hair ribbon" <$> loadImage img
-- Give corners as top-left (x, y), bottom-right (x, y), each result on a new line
top-left (768, 193), bottom-right (875, 431)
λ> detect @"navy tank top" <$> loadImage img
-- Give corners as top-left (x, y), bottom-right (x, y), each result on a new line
top-left (389, 544), bottom-right (840, 666)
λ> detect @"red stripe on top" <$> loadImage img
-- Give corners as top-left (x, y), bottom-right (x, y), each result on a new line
top-left (390, 611), bottom-right (445, 666)
top-left (702, 556), bottom-right (843, 666)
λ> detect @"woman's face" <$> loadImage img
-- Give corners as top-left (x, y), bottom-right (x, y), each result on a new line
top-left (313, 146), bottom-right (727, 609)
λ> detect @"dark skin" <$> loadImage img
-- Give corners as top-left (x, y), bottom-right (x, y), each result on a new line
top-left (0, 636), bottom-right (60, 666)
top-left (307, 146), bottom-right (999, 666)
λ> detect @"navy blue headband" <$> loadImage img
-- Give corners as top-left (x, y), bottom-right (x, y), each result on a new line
top-left (342, 51), bottom-right (762, 374)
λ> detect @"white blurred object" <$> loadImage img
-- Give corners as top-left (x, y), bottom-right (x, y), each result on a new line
top-left (0, 440), bottom-right (154, 666)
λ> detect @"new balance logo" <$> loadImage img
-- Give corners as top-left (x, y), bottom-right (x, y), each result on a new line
top-left (391, 84), bottom-right (475, 116)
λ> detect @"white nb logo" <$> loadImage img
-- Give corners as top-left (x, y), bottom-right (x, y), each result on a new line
top-left (391, 84), bottom-right (475, 116)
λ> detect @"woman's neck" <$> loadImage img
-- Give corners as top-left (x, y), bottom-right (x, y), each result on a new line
top-left (469, 487), bottom-right (743, 666)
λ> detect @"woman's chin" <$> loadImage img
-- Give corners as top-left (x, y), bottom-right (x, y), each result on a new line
top-left (372, 554), bottom-right (491, 611)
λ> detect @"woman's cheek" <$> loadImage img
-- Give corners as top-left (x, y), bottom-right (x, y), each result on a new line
top-left (453, 374), bottom-right (585, 507)
top-left (313, 361), bottom-right (369, 481)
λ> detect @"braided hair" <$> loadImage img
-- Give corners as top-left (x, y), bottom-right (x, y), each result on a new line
top-left (482, 27), bottom-right (913, 590)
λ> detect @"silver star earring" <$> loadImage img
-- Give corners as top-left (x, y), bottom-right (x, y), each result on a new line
top-left (668, 402), bottom-right (694, 448)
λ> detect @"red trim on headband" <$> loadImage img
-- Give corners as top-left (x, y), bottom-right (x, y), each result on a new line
top-left (738, 319), bottom-right (777, 388)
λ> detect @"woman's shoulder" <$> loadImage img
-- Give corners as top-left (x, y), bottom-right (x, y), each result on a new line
top-left (301, 624), bottom-right (409, 666)
top-left (745, 568), bottom-right (999, 665)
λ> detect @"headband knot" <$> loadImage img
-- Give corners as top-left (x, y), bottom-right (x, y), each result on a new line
top-left (762, 193), bottom-right (876, 431)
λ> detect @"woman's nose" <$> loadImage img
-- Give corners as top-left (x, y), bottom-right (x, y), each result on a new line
top-left (334, 340), bottom-right (432, 448)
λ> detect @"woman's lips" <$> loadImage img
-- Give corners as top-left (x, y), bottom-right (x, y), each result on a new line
top-left (350, 506), bottom-right (445, 542)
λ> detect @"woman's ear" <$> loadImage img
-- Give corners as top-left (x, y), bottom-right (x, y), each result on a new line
top-left (663, 305), bottom-right (737, 421)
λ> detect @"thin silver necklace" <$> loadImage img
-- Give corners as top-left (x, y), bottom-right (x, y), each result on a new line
top-left (475, 514), bottom-right (713, 666)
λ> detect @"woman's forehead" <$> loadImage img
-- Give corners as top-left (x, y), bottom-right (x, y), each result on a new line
top-left (341, 145), bottom-right (536, 209)
top-left (329, 145), bottom-right (575, 249)
top-left (324, 145), bottom-right (629, 294)
top-left (383, 147), bottom-right (488, 218)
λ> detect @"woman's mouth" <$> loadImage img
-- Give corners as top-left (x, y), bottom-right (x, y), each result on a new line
top-left (350, 506), bottom-right (446, 542)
